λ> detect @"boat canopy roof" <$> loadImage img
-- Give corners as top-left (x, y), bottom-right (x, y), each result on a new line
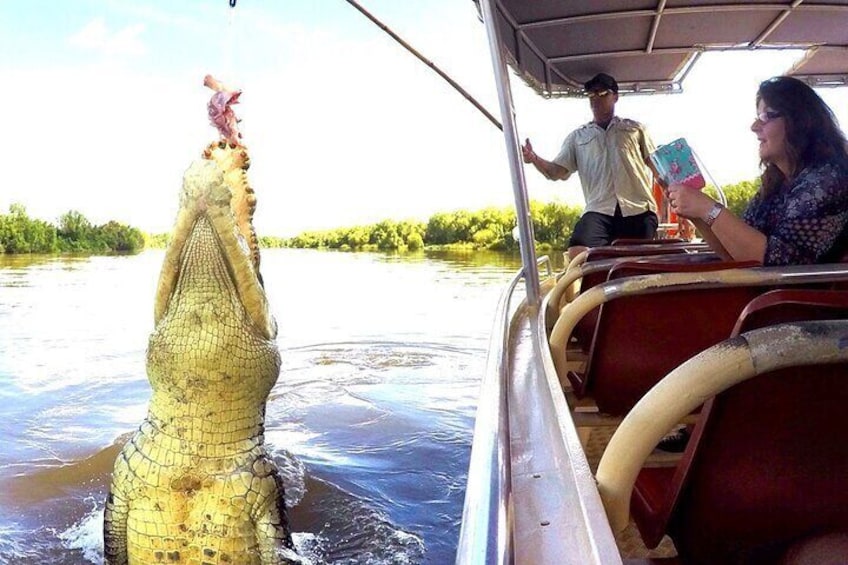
top-left (474, 1), bottom-right (848, 97)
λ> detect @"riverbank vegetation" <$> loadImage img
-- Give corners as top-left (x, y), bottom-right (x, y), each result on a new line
top-left (0, 179), bottom-right (758, 255)
top-left (277, 179), bottom-right (759, 252)
top-left (273, 202), bottom-right (579, 252)
top-left (0, 204), bottom-right (145, 254)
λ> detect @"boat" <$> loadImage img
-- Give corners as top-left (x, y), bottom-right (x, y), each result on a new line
top-left (457, 2), bottom-right (848, 563)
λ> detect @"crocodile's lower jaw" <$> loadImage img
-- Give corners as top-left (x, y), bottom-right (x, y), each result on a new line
top-left (155, 142), bottom-right (273, 341)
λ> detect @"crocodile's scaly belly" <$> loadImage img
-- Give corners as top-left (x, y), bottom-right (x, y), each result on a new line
top-left (111, 423), bottom-right (286, 564)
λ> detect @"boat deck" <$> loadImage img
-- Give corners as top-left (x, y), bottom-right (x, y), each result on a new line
top-left (506, 298), bottom-right (677, 562)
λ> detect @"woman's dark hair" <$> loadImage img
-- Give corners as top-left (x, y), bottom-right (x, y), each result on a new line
top-left (757, 76), bottom-right (848, 194)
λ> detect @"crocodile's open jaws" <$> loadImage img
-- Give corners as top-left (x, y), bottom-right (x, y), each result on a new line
top-left (104, 141), bottom-right (298, 564)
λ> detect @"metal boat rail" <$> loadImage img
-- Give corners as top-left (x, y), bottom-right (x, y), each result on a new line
top-left (456, 256), bottom-right (552, 565)
top-left (454, 266), bottom-right (519, 565)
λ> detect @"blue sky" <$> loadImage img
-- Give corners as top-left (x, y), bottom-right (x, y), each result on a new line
top-left (3, 1), bottom-right (847, 237)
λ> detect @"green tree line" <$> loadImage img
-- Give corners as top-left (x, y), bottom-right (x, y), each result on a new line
top-left (277, 179), bottom-right (760, 252)
top-left (1, 179), bottom-right (759, 255)
top-left (0, 204), bottom-right (145, 254)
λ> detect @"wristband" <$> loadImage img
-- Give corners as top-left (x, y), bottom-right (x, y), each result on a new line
top-left (702, 202), bottom-right (724, 227)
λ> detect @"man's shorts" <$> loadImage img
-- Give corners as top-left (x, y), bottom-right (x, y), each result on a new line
top-left (569, 206), bottom-right (658, 248)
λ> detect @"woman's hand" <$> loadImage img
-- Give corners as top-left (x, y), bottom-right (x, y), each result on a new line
top-left (667, 184), bottom-right (715, 221)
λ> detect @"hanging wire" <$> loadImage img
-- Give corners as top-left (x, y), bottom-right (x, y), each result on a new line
top-left (224, 6), bottom-right (235, 79)
top-left (218, 0), bottom-right (238, 82)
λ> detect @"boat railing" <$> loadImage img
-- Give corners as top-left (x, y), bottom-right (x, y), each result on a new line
top-left (455, 255), bottom-right (551, 565)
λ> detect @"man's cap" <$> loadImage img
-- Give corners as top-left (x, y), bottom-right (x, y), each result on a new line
top-left (584, 73), bottom-right (619, 94)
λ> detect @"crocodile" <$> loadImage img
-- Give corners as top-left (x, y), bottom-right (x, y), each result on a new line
top-left (103, 140), bottom-right (297, 564)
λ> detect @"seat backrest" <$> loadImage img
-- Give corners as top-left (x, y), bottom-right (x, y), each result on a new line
top-left (606, 258), bottom-right (760, 281)
top-left (575, 260), bottom-right (759, 411)
top-left (584, 243), bottom-right (704, 262)
top-left (580, 245), bottom-right (696, 297)
top-left (611, 237), bottom-right (686, 246)
top-left (731, 288), bottom-right (848, 334)
top-left (644, 289), bottom-right (848, 562)
top-left (570, 252), bottom-right (721, 353)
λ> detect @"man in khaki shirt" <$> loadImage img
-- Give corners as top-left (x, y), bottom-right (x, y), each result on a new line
top-left (522, 73), bottom-right (660, 259)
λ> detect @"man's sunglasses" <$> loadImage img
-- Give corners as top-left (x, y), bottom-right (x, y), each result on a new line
top-left (586, 90), bottom-right (612, 99)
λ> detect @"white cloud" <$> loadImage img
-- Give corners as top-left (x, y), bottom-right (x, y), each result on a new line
top-left (103, 0), bottom-right (212, 34)
top-left (68, 18), bottom-right (147, 58)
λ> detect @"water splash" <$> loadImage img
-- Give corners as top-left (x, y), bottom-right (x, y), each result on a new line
top-left (55, 502), bottom-right (328, 565)
top-left (57, 499), bottom-right (103, 563)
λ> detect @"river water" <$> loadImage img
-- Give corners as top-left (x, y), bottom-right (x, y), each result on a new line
top-left (0, 248), bottom-right (527, 564)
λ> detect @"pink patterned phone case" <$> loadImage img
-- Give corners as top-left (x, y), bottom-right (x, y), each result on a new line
top-left (650, 138), bottom-right (705, 189)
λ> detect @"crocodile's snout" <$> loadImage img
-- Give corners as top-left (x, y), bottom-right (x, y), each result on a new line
top-left (153, 143), bottom-right (274, 340)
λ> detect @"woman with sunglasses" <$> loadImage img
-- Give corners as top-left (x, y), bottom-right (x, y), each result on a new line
top-left (668, 75), bottom-right (848, 265)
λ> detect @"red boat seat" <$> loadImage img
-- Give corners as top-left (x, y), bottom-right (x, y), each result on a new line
top-left (570, 250), bottom-right (719, 354)
top-left (631, 289), bottom-right (848, 563)
top-left (611, 238), bottom-right (686, 246)
top-left (582, 243), bottom-right (705, 262)
top-left (550, 243), bottom-right (706, 335)
top-left (567, 259), bottom-right (759, 414)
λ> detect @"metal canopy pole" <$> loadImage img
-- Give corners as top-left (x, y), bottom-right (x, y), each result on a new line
top-left (479, 0), bottom-right (541, 305)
